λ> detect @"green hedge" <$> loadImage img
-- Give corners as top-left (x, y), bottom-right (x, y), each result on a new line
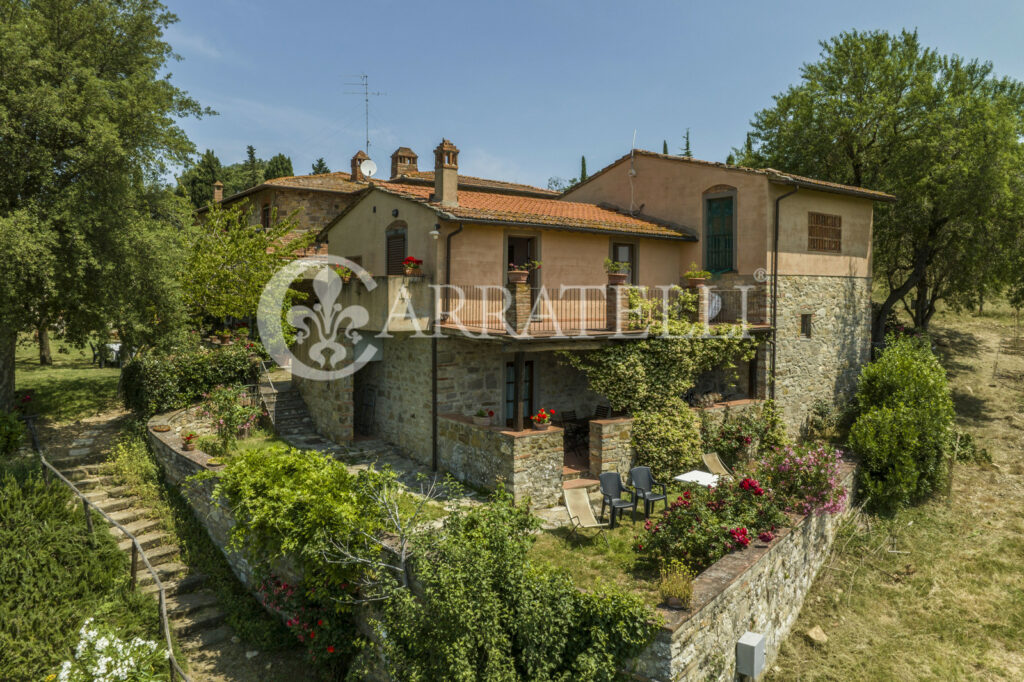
top-left (850, 335), bottom-right (954, 512)
top-left (121, 344), bottom-right (262, 417)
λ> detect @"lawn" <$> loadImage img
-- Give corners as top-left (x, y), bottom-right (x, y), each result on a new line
top-left (14, 338), bottom-right (120, 423)
top-left (767, 302), bottom-right (1024, 681)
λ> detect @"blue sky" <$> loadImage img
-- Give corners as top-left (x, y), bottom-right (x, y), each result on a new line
top-left (165, 0), bottom-right (1024, 188)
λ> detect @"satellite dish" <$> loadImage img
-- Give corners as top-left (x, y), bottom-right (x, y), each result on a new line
top-left (359, 159), bottom-right (377, 178)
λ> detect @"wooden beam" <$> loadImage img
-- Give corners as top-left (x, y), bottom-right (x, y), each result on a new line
top-left (513, 350), bottom-right (525, 431)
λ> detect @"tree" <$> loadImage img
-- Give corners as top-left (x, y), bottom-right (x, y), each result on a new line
top-left (243, 145), bottom-right (263, 187)
top-left (177, 149), bottom-right (222, 209)
top-left (734, 30), bottom-right (1024, 338)
top-left (680, 129), bottom-right (692, 157)
top-left (547, 176), bottom-right (578, 192)
top-left (183, 203), bottom-right (313, 320)
top-left (0, 0), bottom-right (205, 409)
top-left (662, 140), bottom-right (669, 154)
top-left (264, 153), bottom-right (294, 180)
top-left (579, 155), bottom-right (587, 182)
top-left (311, 158), bottom-right (331, 175)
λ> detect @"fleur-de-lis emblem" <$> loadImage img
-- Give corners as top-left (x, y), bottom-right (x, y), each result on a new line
top-left (289, 267), bottom-right (369, 369)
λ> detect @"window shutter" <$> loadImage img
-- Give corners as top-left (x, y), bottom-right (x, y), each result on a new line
top-left (808, 212), bottom-right (842, 253)
top-left (386, 233), bottom-right (406, 275)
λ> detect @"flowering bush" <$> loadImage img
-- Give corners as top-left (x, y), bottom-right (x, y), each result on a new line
top-left (700, 400), bottom-right (789, 468)
top-left (198, 384), bottom-right (263, 456)
top-left (53, 618), bottom-right (166, 682)
top-left (530, 407), bottom-right (554, 425)
top-left (758, 444), bottom-right (847, 515)
top-left (635, 477), bottom-right (786, 572)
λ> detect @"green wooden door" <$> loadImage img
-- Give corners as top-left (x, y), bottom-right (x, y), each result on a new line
top-left (705, 197), bottom-right (734, 273)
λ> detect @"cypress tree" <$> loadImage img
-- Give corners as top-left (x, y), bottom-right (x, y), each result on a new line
top-left (580, 156), bottom-right (588, 182)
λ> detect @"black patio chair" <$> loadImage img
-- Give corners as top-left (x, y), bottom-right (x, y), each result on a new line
top-left (630, 466), bottom-right (667, 518)
top-left (598, 472), bottom-right (636, 529)
top-left (88, 342), bottom-right (100, 366)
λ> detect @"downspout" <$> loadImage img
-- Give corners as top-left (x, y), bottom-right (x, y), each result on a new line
top-left (433, 222), bottom-right (463, 471)
top-left (770, 184), bottom-right (798, 400)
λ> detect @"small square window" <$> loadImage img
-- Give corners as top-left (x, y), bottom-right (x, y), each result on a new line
top-left (800, 314), bottom-right (813, 338)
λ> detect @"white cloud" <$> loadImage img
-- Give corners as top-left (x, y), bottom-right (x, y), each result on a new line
top-left (165, 26), bottom-right (223, 60)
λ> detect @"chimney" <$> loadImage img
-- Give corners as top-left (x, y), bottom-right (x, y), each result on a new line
top-left (212, 180), bottom-right (223, 203)
top-left (350, 150), bottom-right (369, 182)
top-left (433, 139), bottom-right (459, 207)
top-left (390, 147), bottom-right (419, 179)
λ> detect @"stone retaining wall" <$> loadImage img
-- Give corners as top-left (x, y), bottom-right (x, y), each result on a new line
top-left (589, 418), bottom-right (634, 478)
top-left (632, 464), bottom-right (856, 681)
top-left (437, 414), bottom-right (564, 507)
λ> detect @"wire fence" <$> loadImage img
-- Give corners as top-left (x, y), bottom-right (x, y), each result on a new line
top-left (20, 415), bottom-right (192, 682)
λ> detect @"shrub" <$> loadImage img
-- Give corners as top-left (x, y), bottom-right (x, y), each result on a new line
top-left (947, 426), bottom-right (991, 464)
top-left (636, 477), bottom-right (786, 572)
top-left (0, 411), bottom-right (25, 456)
top-left (758, 443), bottom-right (847, 515)
top-left (121, 342), bottom-right (262, 417)
top-left (374, 488), bottom-right (658, 681)
top-left (850, 335), bottom-right (954, 512)
top-left (700, 399), bottom-right (789, 468)
top-left (196, 385), bottom-right (263, 457)
top-left (657, 559), bottom-right (695, 608)
top-left (55, 618), bottom-right (166, 682)
top-left (632, 401), bottom-right (703, 478)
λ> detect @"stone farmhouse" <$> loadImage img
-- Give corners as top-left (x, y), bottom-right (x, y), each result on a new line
top-left (253, 140), bottom-right (893, 508)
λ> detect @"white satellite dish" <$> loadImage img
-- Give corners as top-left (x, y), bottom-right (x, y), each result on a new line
top-left (359, 158), bottom-right (377, 178)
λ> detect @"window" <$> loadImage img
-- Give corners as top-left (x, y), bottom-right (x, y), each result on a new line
top-left (611, 242), bottom-right (637, 283)
top-left (505, 361), bottom-right (534, 426)
top-left (808, 212), bottom-right (842, 253)
top-left (705, 196), bottom-right (734, 273)
top-left (385, 225), bottom-right (407, 275)
top-left (261, 203), bottom-right (271, 229)
top-left (800, 313), bottom-right (813, 338)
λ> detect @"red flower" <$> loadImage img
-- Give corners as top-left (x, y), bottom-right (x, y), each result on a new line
top-left (327, 645), bottom-right (335, 654)
top-left (317, 619), bottom-right (323, 626)
top-left (488, 410), bottom-right (494, 417)
top-left (309, 631), bottom-right (316, 639)
top-left (758, 531), bottom-right (775, 543)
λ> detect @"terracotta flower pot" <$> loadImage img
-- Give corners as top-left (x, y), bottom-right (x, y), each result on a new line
top-left (404, 267), bottom-right (422, 277)
top-left (508, 270), bottom-right (529, 285)
top-left (472, 415), bottom-right (490, 427)
top-left (532, 421), bottom-right (550, 431)
top-left (607, 272), bottom-right (629, 285)
top-left (182, 442), bottom-right (196, 451)
top-left (687, 277), bottom-right (707, 288)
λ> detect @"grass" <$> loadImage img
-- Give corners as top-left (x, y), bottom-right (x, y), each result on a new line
top-left (767, 301), bottom-right (1024, 680)
top-left (14, 339), bottom-right (120, 423)
top-left (530, 518), bottom-right (661, 605)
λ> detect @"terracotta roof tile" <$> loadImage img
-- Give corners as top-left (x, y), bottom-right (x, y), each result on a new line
top-left (378, 183), bottom-right (692, 239)
top-left (387, 171), bottom-right (559, 197)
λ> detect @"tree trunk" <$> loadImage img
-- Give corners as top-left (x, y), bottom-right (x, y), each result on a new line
top-left (0, 329), bottom-right (15, 412)
top-left (37, 323), bottom-right (53, 366)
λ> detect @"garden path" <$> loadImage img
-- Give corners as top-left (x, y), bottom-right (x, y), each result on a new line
top-left (40, 410), bottom-right (311, 682)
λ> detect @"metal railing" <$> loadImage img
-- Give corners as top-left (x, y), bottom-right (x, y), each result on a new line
top-left (21, 416), bottom-right (191, 682)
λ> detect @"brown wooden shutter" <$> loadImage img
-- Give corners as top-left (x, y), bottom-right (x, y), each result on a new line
top-left (386, 233), bottom-right (406, 275)
top-left (808, 212), bottom-right (842, 253)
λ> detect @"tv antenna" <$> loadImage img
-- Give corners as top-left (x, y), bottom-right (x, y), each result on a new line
top-left (344, 74), bottom-right (385, 156)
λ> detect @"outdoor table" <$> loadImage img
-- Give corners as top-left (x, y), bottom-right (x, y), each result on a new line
top-left (673, 470), bottom-right (720, 487)
top-left (100, 342), bottom-right (122, 368)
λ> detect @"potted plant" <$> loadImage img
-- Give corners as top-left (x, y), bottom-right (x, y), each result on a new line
top-left (472, 408), bottom-right (495, 427)
top-left (684, 262), bottom-right (711, 288)
top-left (604, 257), bottom-right (632, 285)
top-left (218, 329), bottom-right (233, 345)
top-left (402, 256), bottom-right (423, 276)
top-left (508, 259), bottom-right (541, 285)
top-left (334, 265), bottom-right (354, 283)
top-left (235, 326), bottom-right (250, 341)
top-left (658, 559), bottom-right (694, 610)
top-left (181, 432), bottom-right (198, 451)
top-left (529, 407), bottom-right (555, 430)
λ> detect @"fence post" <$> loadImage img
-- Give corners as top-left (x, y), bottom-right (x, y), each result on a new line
top-left (130, 543), bottom-right (138, 590)
top-left (82, 498), bottom-right (94, 538)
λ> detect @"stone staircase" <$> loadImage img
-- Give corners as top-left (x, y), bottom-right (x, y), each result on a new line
top-left (260, 380), bottom-right (315, 438)
top-left (52, 446), bottom-right (233, 654)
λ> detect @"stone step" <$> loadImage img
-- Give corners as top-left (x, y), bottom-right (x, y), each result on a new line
top-left (140, 544), bottom-right (178, 567)
top-left (50, 449), bottom-right (107, 467)
top-left (107, 506), bottom-right (153, 526)
top-left (84, 485), bottom-right (130, 503)
top-left (113, 516), bottom-right (162, 539)
top-left (95, 496), bottom-right (138, 514)
top-left (118, 530), bottom-right (170, 553)
top-left (180, 624), bottom-right (232, 651)
top-left (166, 590), bottom-right (219, 618)
top-left (137, 561), bottom-right (190, 588)
top-left (563, 477), bottom-right (600, 491)
top-left (65, 475), bottom-right (116, 492)
top-left (60, 463), bottom-right (114, 481)
top-left (172, 606), bottom-right (227, 637)
top-left (142, 571), bottom-right (207, 598)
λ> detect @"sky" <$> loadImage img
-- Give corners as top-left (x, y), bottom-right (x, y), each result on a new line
top-left (164, 0), bottom-right (1024, 189)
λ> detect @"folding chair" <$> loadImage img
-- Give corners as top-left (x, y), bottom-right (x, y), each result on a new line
top-left (564, 487), bottom-right (609, 547)
top-left (702, 451), bottom-right (735, 480)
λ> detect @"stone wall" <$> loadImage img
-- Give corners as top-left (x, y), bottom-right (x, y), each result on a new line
top-left (437, 414), bottom-right (564, 508)
top-left (589, 418), bottom-right (635, 478)
top-left (631, 464), bottom-right (856, 681)
top-left (291, 334), bottom-right (355, 444)
top-left (773, 275), bottom-right (871, 431)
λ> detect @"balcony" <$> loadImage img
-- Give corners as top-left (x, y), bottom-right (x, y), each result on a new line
top-left (334, 275), bottom-right (434, 333)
